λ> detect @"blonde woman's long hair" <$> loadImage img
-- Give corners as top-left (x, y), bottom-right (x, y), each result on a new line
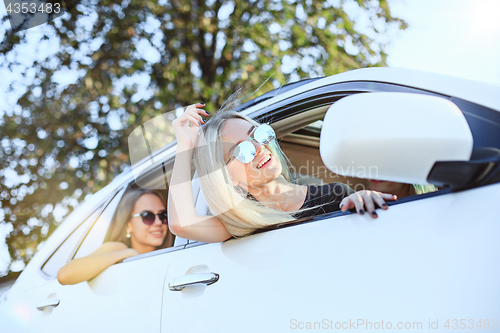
top-left (193, 111), bottom-right (300, 237)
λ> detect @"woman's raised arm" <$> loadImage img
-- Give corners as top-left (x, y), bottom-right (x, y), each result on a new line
top-left (167, 103), bottom-right (232, 243)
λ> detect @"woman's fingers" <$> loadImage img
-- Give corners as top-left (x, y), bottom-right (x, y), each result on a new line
top-left (171, 103), bottom-right (209, 149)
top-left (342, 192), bottom-right (365, 215)
top-left (174, 107), bottom-right (207, 127)
top-left (186, 110), bottom-right (205, 124)
top-left (185, 115), bottom-right (202, 127)
top-left (187, 108), bottom-right (207, 114)
top-left (379, 193), bottom-right (398, 201)
top-left (186, 103), bottom-right (209, 116)
top-left (341, 191), bottom-right (398, 218)
top-left (371, 191), bottom-right (389, 210)
top-left (339, 197), bottom-right (350, 212)
top-left (360, 191), bottom-right (377, 217)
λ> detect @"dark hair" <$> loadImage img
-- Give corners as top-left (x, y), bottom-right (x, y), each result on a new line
top-left (103, 186), bottom-right (174, 249)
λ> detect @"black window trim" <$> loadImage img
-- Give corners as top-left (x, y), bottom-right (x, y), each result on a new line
top-left (252, 187), bottom-right (454, 235)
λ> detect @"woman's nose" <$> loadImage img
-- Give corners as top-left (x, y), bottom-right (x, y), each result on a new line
top-left (253, 141), bottom-right (264, 151)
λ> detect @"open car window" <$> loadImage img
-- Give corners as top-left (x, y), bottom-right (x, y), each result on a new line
top-left (278, 108), bottom-right (370, 191)
top-left (278, 107), bottom-right (440, 196)
top-left (40, 204), bottom-right (103, 278)
top-left (73, 181), bottom-right (177, 260)
top-left (73, 186), bottom-right (128, 259)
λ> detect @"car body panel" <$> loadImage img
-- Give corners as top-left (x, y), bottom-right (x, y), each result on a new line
top-left (161, 183), bottom-right (500, 332)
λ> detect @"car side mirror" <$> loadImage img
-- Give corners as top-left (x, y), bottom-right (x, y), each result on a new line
top-left (319, 92), bottom-right (473, 185)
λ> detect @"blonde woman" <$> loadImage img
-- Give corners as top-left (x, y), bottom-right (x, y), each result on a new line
top-left (57, 186), bottom-right (174, 285)
top-left (168, 103), bottom-right (397, 243)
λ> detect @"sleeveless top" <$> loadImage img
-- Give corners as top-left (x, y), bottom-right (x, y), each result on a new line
top-left (293, 182), bottom-right (355, 219)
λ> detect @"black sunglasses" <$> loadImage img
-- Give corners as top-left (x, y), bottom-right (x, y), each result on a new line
top-left (132, 211), bottom-right (168, 225)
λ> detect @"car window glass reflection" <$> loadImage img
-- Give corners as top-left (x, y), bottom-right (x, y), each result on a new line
top-left (57, 184), bottom-right (173, 285)
top-left (41, 205), bottom-right (103, 278)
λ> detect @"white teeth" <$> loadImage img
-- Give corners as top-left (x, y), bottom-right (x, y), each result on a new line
top-left (257, 155), bottom-right (271, 168)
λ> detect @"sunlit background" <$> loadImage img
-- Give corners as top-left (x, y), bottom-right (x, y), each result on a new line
top-left (0, 0), bottom-right (499, 276)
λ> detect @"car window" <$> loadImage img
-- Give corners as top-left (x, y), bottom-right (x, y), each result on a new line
top-left (129, 154), bottom-right (193, 247)
top-left (305, 120), bottom-right (323, 130)
top-left (73, 178), bottom-right (179, 259)
top-left (73, 187), bottom-right (127, 259)
top-left (280, 116), bottom-right (366, 190)
top-left (40, 205), bottom-right (103, 278)
top-left (279, 108), bottom-right (439, 195)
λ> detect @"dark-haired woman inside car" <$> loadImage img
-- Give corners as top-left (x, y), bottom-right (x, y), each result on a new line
top-left (57, 187), bottom-right (174, 285)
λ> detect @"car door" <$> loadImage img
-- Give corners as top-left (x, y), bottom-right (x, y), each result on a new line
top-left (1, 184), bottom-right (180, 333)
top-left (160, 88), bottom-right (500, 332)
top-left (160, 183), bottom-right (500, 332)
top-left (0, 197), bottom-right (107, 333)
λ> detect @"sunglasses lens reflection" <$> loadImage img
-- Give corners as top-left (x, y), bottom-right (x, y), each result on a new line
top-left (158, 213), bottom-right (168, 224)
top-left (234, 141), bottom-right (256, 163)
top-left (254, 124), bottom-right (275, 145)
top-left (142, 212), bottom-right (156, 225)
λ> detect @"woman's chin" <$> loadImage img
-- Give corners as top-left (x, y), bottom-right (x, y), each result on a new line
top-left (147, 235), bottom-right (166, 246)
top-left (249, 171), bottom-right (281, 187)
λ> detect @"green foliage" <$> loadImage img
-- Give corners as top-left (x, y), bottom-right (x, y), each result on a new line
top-left (0, 0), bottom-right (406, 275)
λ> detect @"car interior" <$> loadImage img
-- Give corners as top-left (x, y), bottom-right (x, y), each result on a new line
top-left (275, 105), bottom-right (369, 190)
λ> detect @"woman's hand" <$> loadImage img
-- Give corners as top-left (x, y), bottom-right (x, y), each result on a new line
top-left (340, 190), bottom-right (397, 218)
top-left (172, 103), bottom-right (209, 150)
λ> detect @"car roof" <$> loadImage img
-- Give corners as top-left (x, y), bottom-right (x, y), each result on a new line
top-left (238, 68), bottom-right (500, 115)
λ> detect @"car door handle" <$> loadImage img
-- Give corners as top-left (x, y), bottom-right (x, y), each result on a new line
top-left (36, 298), bottom-right (60, 310)
top-left (168, 272), bottom-right (219, 291)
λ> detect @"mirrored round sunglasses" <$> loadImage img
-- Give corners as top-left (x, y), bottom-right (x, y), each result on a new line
top-left (225, 124), bottom-right (276, 164)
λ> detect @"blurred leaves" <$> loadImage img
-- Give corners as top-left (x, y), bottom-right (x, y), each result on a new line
top-left (0, 0), bottom-right (406, 275)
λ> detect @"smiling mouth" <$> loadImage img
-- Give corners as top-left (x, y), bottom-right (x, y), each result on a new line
top-left (257, 155), bottom-right (272, 169)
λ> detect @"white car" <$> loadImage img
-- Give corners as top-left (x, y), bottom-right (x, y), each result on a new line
top-left (1, 68), bottom-right (499, 332)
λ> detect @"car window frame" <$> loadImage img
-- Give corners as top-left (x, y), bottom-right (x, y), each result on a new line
top-left (77, 167), bottom-right (194, 264)
top-left (232, 82), bottom-right (499, 235)
top-left (39, 203), bottom-right (106, 279)
top-left (120, 81), bottom-right (500, 251)
top-left (71, 185), bottom-right (129, 260)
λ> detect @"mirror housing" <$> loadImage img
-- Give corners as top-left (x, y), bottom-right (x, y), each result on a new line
top-left (320, 92), bottom-right (473, 184)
